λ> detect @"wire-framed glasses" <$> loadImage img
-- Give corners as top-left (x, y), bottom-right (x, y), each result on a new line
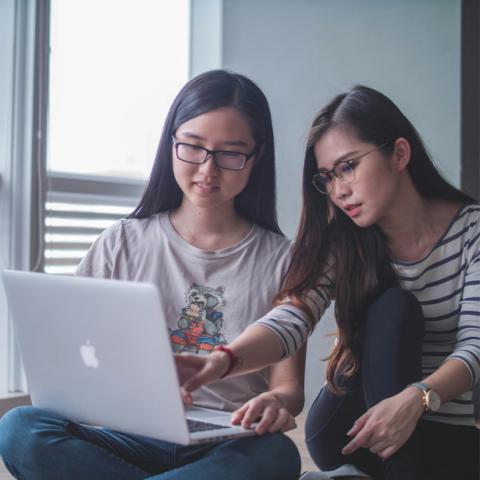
top-left (312, 142), bottom-right (389, 194)
top-left (172, 136), bottom-right (256, 171)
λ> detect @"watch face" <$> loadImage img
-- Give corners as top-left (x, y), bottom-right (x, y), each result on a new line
top-left (426, 390), bottom-right (441, 412)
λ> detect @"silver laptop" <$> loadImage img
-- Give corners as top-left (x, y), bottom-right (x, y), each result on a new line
top-left (1, 270), bottom-right (256, 445)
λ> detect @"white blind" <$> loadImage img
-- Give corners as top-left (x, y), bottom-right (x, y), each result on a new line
top-left (44, 173), bottom-right (144, 274)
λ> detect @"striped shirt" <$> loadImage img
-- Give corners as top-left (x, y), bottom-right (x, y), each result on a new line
top-left (256, 204), bottom-right (480, 426)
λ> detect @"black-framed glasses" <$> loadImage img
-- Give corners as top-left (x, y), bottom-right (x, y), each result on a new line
top-left (172, 136), bottom-right (256, 171)
top-left (312, 142), bottom-right (389, 194)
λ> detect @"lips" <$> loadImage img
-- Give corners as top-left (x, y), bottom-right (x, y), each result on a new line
top-left (344, 203), bottom-right (361, 211)
top-left (194, 182), bottom-right (219, 194)
top-left (343, 203), bottom-right (362, 218)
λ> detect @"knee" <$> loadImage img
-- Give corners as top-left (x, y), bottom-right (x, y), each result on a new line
top-left (0, 406), bottom-right (36, 453)
top-left (268, 432), bottom-right (300, 458)
top-left (366, 288), bottom-right (423, 337)
top-left (305, 396), bottom-right (340, 470)
top-left (237, 432), bottom-right (301, 479)
top-left (264, 433), bottom-right (301, 479)
top-left (305, 418), bottom-right (339, 471)
top-left (0, 406), bottom-right (62, 466)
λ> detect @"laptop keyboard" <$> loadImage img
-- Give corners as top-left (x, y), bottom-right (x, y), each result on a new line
top-left (187, 419), bottom-right (230, 433)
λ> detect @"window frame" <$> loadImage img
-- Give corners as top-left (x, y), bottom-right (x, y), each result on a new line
top-left (461, 0), bottom-right (480, 198)
top-left (0, 0), bottom-right (37, 412)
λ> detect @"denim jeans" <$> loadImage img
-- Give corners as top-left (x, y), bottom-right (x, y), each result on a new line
top-left (305, 288), bottom-right (479, 480)
top-left (0, 406), bottom-right (301, 480)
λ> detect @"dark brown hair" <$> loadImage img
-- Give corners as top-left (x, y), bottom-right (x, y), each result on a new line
top-left (129, 70), bottom-right (282, 235)
top-left (279, 85), bottom-right (474, 393)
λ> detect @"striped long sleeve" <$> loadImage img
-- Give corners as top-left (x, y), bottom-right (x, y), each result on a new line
top-left (255, 273), bottom-right (334, 357)
top-left (393, 204), bottom-right (480, 425)
top-left (256, 204), bottom-right (480, 426)
top-left (447, 213), bottom-right (480, 385)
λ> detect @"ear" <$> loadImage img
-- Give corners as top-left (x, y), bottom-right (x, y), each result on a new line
top-left (392, 137), bottom-right (411, 172)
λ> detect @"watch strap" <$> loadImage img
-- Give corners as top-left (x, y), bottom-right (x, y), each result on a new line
top-left (409, 382), bottom-right (429, 411)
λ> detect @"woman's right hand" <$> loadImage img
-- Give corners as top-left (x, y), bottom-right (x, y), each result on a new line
top-left (175, 351), bottom-right (230, 404)
top-left (231, 392), bottom-right (297, 434)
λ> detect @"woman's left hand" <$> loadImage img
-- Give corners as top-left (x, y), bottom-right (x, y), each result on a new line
top-left (342, 386), bottom-right (425, 459)
top-left (231, 392), bottom-right (297, 435)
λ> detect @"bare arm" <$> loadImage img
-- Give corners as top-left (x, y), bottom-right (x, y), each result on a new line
top-left (264, 343), bottom-right (306, 415)
top-left (176, 325), bottom-right (285, 401)
top-left (419, 358), bottom-right (471, 402)
top-left (344, 228), bottom-right (480, 459)
top-left (231, 344), bottom-right (307, 434)
top-left (222, 324), bottom-right (286, 374)
top-left (176, 281), bottom-right (333, 400)
top-left (343, 358), bottom-right (472, 459)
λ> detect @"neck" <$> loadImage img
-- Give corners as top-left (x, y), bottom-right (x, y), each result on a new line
top-left (378, 177), bottom-right (459, 262)
top-left (170, 199), bottom-right (252, 250)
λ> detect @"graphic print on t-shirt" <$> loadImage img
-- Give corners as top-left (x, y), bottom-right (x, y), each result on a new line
top-left (170, 283), bottom-right (227, 355)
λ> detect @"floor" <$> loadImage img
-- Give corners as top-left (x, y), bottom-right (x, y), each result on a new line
top-left (286, 412), bottom-right (317, 472)
top-left (0, 414), bottom-right (316, 479)
top-left (0, 465), bottom-right (12, 480)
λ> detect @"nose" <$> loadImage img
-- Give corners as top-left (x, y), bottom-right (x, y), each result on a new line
top-left (330, 177), bottom-right (352, 199)
top-left (198, 154), bottom-right (219, 175)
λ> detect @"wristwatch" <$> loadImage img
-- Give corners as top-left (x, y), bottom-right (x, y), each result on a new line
top-left (409, 382), bottom-right (442, 412)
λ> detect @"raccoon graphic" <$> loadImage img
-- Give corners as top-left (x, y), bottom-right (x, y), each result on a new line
top-left (170, 283), bottom-right (227, 354)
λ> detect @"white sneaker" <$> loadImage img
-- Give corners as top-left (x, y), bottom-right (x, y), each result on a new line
top-left (299, 473), bottom-right (331, 479)
top-left (300, 475), bottom-right (369, 480)
top-left (299, 464), bottom-right (373, 479)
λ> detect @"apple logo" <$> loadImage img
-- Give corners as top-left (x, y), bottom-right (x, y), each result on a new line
top-left (80, 340), bottom-right (99, 368)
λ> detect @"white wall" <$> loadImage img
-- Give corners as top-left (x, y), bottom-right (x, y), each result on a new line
top-left (220, 0), bottom-right (461, 408)
top-left (222, 0), bottom-right (461, 237)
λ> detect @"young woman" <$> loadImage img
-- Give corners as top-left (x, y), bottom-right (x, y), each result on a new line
top-left (177, 86), bottom-right (480, 480)
top-left (0, 70), bottom-right (304, 480)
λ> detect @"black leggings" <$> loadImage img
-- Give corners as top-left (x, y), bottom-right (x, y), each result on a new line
top-left (305, 288), bottom-right (479, 480)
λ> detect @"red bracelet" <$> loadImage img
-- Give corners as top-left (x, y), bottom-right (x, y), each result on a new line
top-left (215, 345), bottom-right (238, 378)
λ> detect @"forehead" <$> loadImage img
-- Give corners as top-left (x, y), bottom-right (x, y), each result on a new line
top-left (176, 107), bottom-right (254, 145)
top-left (313, 128), bottom-right (366, 169)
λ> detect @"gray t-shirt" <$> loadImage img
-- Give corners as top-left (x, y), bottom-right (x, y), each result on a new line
top-left (76, 212), bottom-right (292, 411)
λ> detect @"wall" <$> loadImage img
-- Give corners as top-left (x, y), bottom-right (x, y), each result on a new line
top-left (220, 0), bottom-right (461, 408)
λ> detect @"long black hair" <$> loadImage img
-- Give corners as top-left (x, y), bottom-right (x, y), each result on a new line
top-left (129, 69), bottom-right (282, 235)
top-left (278, 85), bottom-right (475, 392)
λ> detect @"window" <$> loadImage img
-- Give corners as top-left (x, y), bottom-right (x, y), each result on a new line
top-left (0, 0), bottom-right (37, 398)
top-left (0, 0), bottom-right (191, 404)
top-left (44, 0), bottom-right (190, 274)
top-left (48, 0), bottom-right (189, 180)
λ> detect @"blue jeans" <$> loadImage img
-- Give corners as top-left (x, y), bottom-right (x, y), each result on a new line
top-left (305, 288), bottom-right (479, 480)
top-left (0, 406), bottom-right (301, 479)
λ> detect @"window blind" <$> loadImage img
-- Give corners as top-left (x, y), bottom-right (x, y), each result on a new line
top-left (44, 173), bottom-right (144, 274)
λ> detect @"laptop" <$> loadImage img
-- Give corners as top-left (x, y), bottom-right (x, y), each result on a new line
top-left (1, 270), bottom-right (257, 445)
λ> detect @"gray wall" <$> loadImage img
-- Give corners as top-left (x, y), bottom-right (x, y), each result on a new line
top-left (220, 0), bottom-right (461, 409)
top-left (222, 0), bottom-right (461, 237)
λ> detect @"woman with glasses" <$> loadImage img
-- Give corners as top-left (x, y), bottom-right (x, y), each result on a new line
top-left (0, 70), bottom-right (303, 480)
top-left (178, 85), bottom-right (480, 479)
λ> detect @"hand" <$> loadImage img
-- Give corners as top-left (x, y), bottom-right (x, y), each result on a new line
top-left (342, 387), bottom-right (424, 459)
top-left (175, 351), bottom-right (229, 404)
top-left (231, 392), bottom-right (297, 435)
